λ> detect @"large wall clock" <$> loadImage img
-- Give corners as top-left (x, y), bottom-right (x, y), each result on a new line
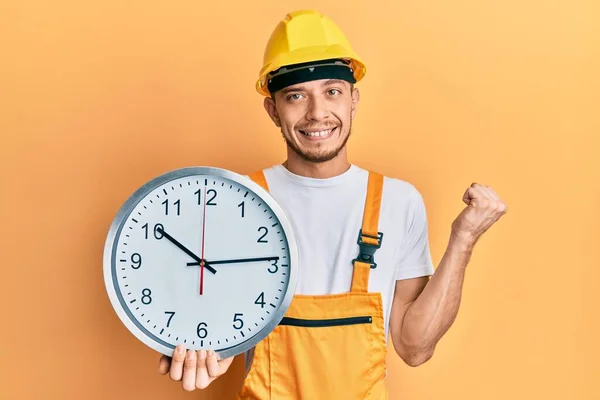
top-left (103, 166), bottom-right (299, 359)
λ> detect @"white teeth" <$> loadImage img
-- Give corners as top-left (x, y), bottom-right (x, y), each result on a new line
top-left (302, 129), bottom-right (332, 137)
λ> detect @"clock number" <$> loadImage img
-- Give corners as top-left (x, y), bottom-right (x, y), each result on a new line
top-left (257, 226), bottom-right (268, 243)
top-left (164, 311), bottom-right (175, 327)
top-left (255, 292), bottom-right (265, 308)
top-left (197, 322), bottom-right (208, 338)
top-left (162, 199), bottom-right (181, 216)
top-left (154, 223), bottom-right (164, 239)
top-left (238, 201), bottom-right (245, 217)
top-left (195, 189), bottom-right (217, 206)
top-left (142, 223), bottom-right (164, 240)
top-left (233, 313), bottom-right (244, 330)
top-left (206, 189), bottom-right (217, 205)
top-left (131, 253), bottom-right (142, 269)
top-left (268, 259), bottom-right (278, 274)
top-left (141, 288), bottom-right (152, 305)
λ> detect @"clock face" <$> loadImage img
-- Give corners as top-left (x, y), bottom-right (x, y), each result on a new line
top-left (103, 167), bottom-right (298, 358)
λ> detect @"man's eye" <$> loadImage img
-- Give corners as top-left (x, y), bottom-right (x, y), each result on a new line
top-left (329, 89), bottom-right (341, 95)
top-left (287, 93), bottom-right (302, 100)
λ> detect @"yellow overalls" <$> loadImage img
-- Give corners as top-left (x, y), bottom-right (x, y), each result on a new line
top-left (238, 169), bottom-right (388, 400)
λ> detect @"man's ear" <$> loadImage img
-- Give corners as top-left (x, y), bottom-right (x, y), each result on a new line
top-left (264, 96), bottom-right (281, 127)
top-left (350, 86), bottom-right (360, 120)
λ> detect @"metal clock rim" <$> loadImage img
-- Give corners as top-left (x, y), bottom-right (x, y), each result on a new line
top-left (103, 165), bottom-right (299, 359)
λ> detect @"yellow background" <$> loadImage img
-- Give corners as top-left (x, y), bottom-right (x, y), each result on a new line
top-left (1, 0), bottom-right (599, 399)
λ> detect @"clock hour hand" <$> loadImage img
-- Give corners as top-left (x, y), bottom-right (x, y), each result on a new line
top-left (155, 226), bottom-right (217, 274)
top-left (187, 256), bottom-right (279, 267)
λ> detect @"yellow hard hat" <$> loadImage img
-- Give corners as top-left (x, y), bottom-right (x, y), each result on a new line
top-left (256, 9), bottom-right (367, 96)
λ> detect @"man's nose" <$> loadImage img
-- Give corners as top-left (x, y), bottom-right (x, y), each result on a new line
top-left (305, 96), bottom-right (329, 121)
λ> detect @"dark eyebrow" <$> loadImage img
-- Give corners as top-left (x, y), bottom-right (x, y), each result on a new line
top-left (322, 79), bottom-right (347, 87)
top-left (279, 85), bottom-right (302, 95)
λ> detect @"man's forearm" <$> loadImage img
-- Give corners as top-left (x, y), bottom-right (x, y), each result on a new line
top-left (396, 233), bottom-right (475, 362)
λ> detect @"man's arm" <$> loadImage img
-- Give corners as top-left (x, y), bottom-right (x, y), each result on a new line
top-left (389, 182), bottom-right (507, 367)
top-left (389, 234), bottom-right (473, 367)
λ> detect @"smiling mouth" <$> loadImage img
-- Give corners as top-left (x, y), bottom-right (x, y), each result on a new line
top-left (299, 126), bottom-right (337, 138)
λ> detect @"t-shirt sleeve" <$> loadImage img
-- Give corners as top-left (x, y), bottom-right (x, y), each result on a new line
top-left (395, 187), bottom-right (435, 280)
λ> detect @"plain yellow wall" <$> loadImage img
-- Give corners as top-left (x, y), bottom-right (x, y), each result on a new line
top-left (1, 0), bottom-right (599, 399)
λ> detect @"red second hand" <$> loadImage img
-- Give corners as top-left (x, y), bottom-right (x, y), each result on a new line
top-left (200, 186), bottom-right (207, 295)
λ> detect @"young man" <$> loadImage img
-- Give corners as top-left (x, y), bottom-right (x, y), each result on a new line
top-left (158, 9), bottom-right (507, 398)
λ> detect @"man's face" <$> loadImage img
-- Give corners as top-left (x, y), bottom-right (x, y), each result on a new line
top-left (264, 78), bottom-right (359, 163)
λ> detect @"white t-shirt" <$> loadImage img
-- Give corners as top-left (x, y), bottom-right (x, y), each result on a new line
top-left (243, 163), bottom-right (435, 371)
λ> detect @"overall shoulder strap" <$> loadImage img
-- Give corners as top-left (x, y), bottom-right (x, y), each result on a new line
top-left (351, 171), bottom-right (384, 293)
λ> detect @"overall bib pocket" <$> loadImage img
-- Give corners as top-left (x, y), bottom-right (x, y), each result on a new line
top-left (268, 298), bottom-right (385, 400)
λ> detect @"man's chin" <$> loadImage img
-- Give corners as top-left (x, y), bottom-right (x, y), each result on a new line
top-left (291, 145), bottom-right (343, 163)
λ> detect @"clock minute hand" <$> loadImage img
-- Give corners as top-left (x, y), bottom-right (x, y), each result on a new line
top-left (187, 256), bottom-right (279, 267)
top-left (155, 226), bottom-right (217, 274)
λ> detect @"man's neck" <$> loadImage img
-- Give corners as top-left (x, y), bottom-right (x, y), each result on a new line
top-left (282, 151), bottom-right (351, 179)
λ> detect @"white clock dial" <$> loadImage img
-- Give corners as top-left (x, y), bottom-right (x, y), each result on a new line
top-left (104, 167), bottom-right (298, 358)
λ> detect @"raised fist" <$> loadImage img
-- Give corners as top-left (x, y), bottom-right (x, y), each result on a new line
top-left (451, 183), bottom-right (508, 245)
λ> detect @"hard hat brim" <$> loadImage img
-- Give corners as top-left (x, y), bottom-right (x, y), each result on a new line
top-left (256, 44), bottom-right (366, 96)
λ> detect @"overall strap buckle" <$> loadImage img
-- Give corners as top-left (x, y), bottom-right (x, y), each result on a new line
top-left (353, 229), bottom-right (384, 269)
